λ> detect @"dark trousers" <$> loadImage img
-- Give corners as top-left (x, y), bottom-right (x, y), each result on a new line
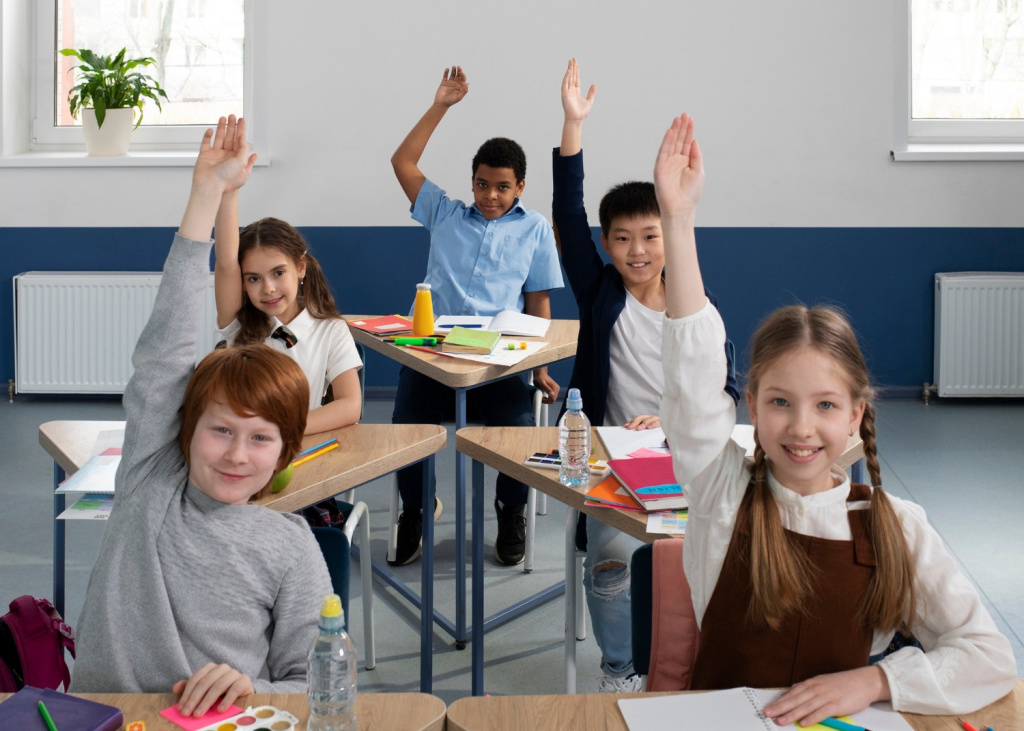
top-left (392, 366), bottom-right (535, 510)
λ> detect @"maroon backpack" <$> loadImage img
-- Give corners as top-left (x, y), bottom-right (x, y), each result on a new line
top-left (0, 596), bottom-right (76, 692)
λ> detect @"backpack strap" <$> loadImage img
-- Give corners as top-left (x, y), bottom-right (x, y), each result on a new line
top-left (646, 538), bottom-right (700, 691)
top-left (5, 596), bottom-right (75, 691)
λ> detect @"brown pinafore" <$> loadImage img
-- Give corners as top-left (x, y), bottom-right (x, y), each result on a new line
top-left (690, 482), bottom-right (876, 690)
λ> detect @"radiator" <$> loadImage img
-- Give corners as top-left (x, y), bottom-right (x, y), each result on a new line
top-left (13, 272), bottom-right (218, 395)
top-left (933, 272), bottom-right (1024, 398)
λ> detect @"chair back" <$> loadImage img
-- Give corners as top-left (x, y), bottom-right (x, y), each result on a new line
top-left (630, 539), bottom-right (700, 690)
top-left (311, 526), bottom-right (351, 631)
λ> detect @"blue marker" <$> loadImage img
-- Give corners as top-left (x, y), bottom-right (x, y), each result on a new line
top-left (819, 718), bottom-right (869, 731)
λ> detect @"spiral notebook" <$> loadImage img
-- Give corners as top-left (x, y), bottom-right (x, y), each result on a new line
top-left (617, 687), bottom-right (913, 731)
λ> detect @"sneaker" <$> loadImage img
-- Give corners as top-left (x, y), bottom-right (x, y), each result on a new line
top-left (387, 497), bottom-right (443, 567)
top-left (493, 499), bottom-right (526, 566)
top-left (597, 673), bottom-right (643, 693)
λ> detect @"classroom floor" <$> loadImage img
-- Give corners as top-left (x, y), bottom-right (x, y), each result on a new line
top-left (2, 395), bottom-right (1021, 704)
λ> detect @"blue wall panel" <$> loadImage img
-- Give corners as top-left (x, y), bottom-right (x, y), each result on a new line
top-left (4, 226), bottom-right (1023, 397)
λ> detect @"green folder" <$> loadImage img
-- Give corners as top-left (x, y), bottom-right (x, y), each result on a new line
top-left (441, 326), bottom-right (501, 354)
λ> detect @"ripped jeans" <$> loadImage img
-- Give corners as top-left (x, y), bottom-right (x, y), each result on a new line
top-left (584, 514), bottom-right (643, 678)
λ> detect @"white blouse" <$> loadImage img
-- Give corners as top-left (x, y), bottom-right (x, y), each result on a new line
top-left (659, 300), bottom-right (1016, 714)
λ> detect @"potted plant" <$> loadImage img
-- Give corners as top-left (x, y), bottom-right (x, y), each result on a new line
top-left (60, 47), bottom-right (168, 156)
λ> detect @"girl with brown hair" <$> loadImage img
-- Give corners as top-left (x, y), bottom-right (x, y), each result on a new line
top-left (653, 113), bottom-right (1015, 725)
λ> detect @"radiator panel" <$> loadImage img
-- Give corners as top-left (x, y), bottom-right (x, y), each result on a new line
top-left (14, 272), bottom-right (217, 395)
top-left (934, 272), bottom-right (1024, 397)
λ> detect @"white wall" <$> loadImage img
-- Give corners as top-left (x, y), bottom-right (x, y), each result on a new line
top-left (1, 0), bottom-right (1021, 228)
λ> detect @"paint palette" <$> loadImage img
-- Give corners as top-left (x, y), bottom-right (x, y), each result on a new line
top-left (194, 706), bottom-right (300, 731)
top-left (523, 451), bottom-right (610, 476)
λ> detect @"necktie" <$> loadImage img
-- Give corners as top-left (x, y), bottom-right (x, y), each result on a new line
top-left (271, 326), bottom-right (297, 349)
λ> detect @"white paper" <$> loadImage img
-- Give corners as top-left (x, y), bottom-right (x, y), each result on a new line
top-left (618, 688), bottom-right (913, 731)
top-left (57, 493), bottom-right (114, 520)
top-left (646, 510), bottom-right (687, 535)
top-left (595, 426), bottom-right (667, 460)
top-left (436, 339), bottom-right (547, 366)
top-left (56, 451), bottom-right (120, 494)
top-left (433, 310), bottom-right (550, 337)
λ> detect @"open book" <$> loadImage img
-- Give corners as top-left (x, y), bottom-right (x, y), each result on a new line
top-left (617, 688), bottom-right (913, 731)
top-left (433, 310), bottom-right (550, 337)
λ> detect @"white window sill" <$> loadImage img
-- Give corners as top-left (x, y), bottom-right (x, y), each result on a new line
top-left (0, 150), bottom-right (271, 168)
top-left (891, 144), bottom-right (1024, 162)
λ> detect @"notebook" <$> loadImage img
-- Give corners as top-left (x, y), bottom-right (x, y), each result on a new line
top-left (617, 687), bottom-right (914, 731)
top-left (595, 426), bottom-right (667, 460)
top-left (0, 686), bottom-right (123, 731)
top-left (440, 326), bottom-right (501, 354)
top-left (347, 315), bottom-right (413, 335)
top-left (433, 310), bottom-right (550, 337)
top-left (584, 474), bottom-right (642, 510)
top-left (607, 455), bottom-right (687, 511)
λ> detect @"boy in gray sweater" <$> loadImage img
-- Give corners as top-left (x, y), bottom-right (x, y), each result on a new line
top-left (70, 117), bottom-right (332, 718)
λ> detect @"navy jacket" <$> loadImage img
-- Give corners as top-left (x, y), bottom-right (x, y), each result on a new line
top-left (551, 148), bottom-right (740, 428)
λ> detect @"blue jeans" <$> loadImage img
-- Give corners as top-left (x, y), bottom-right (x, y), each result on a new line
top-left (392, 366), bottom-right (535, 511)
top-left (584, 515), bottom-right (642, 678)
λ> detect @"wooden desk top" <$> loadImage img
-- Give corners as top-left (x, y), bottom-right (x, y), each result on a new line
top-left (0, 692), bottom-right (446, 731)
top-left (39, 420), bottom-right (447, 513)
top-left (346, 317), bottom-right (579, 389)
top-left (455, 426), bottom-right (865, 543)
top-left (445, 680), bottom-right (1024, 731)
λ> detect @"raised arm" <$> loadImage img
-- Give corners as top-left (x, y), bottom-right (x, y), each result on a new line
top-left (559, 57), bottom-right (596, 157)
top-left (653, 114), bottom-right (706, 320)
top-left (391, 66), bottom-right (469, 205)
top-left (213, 115), bottom-right (256, 329)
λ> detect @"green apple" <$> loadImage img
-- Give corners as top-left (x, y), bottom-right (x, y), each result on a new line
top-left (271, 463), bottom-right (294, 493)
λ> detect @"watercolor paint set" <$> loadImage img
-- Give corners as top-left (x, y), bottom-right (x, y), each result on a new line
top-left (523, 451), bottom-right (610, 476)
top-left (193, 706), bottom-right (300, 731)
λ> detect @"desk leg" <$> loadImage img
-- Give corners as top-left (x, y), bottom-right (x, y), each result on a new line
top-left (565, 506), bottom-right (579, 695)
top-left (851, 457), bottom-right (865, 485)
top-left (53, 464), bottom-right (66, 619)
top-left (471, 457), bottom-right (485, 696)
top-left (420, 454), bottom-right (435, 693)
top-left (454, 388), bottom-right (468, 648)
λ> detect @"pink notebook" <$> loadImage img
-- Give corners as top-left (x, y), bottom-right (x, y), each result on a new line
top-left (607, 455), bottom-right (687, 512)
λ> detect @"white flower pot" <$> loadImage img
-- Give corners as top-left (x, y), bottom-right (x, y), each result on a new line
top-left (81, 108), bottom-right (136, 156)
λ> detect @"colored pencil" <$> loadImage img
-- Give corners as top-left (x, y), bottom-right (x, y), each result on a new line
top-left (296, 438), bottom-right (338, 459)
top-left (292, 441), bottom-right (339, 467)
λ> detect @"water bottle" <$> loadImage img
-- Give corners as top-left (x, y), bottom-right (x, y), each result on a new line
top-left (412, 282), bottom-right (434, 336)
top-left (307, 593), bottom-right (357, 731)
top-left (558, 388), bottom-right (591, 487)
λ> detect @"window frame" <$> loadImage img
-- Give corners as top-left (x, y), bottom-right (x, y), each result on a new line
top-left (29, 0), bottom-right (265, 154)
top-left (893, 0), bottom-right (1024, 161)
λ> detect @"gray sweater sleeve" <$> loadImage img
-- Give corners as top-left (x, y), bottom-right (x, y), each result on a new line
top-left (117, 234), bottom-right (211, 502)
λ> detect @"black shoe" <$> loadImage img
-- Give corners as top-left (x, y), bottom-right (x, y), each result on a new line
top-left (387, 498), bottom-right (443, 567)
top-left (494, 499), bottom-right (526, 566)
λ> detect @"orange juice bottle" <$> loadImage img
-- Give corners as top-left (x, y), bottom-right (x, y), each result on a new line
top-left (412, 283), bottom-right (434, 336)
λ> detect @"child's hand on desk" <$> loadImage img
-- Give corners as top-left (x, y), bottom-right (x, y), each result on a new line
top-left (434, 66), bottom-right (469, 108)
top-left (173, 662), bottom-right (255, 717)
top-left (624, 415), bottom-right (660, 430)
top-left (762, 665), bottom-right (891, 728)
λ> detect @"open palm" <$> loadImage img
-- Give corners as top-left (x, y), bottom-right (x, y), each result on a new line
top-left (561, 58), bottom-right (596, 122)
top-left (434, 66), bottom-right (469, 107)
top-left (653, 114), bottom-right (704, 217)
top-left (194, 116), bottom-right (256, 191)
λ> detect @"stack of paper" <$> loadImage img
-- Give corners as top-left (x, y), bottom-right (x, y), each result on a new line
top-left (433, 310), bottom-right (550, 337)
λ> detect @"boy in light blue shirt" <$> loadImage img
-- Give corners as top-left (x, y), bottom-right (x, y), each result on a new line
top-left (389, 65), bottom-right (564, 567)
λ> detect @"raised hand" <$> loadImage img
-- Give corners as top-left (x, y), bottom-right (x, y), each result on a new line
top-left (193, 115), bottom-right (257, 194)
top-left (653, 114), bottom-right (704, 219)
top-left (434, 66), bottom-right (469, 108)
top-left (561, 58), bottom-right (596, 122)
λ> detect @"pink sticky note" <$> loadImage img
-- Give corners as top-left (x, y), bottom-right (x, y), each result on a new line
top-left (159, 702), bottom-right (243, 731)
top-left (627, 447), bottom-right (669, 459)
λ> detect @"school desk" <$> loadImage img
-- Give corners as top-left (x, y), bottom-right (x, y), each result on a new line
top-left (455, 426), bottom-right (865, 696)
top-left (38, 420), bottom-right (446, 693)
top-left (0, 691), bottom-right (447, 731)
top-left (444, 680), bottom-right (1024, 731)
top-left (347, 317), bottom-right (579, 652)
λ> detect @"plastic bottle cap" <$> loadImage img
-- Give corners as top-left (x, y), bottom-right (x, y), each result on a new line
top-left (416, 282), bottom-right (431, 291)
top-left (320, 593), bottom-right (343, 619)
top-left (567, 387), bottom-right (582, 411)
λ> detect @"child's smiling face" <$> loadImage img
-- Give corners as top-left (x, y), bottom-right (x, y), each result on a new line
top-left (747, 346), bottom-right (865, 496)
top-left (241, 246), bottom-right (307, 325)
top-left (471, 164), bottom-right (525, 220)
top-left (601, 214), bottom-right (665, 289)
top-left (188, 399), bottom-right (284, 504)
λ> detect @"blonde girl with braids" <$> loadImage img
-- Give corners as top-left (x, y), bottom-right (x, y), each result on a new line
top-left (653, 114), bottom-right (1015, 725)
top-left (212, 117), bottom-right (362, 435)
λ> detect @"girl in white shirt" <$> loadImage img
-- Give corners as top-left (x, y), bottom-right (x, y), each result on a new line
top-left (213, 115), bottom-right (362, 436)
top-left (653, 113), bottom-right (1015, 725)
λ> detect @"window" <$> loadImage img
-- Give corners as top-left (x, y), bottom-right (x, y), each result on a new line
top-left (894, 0), bottom-right (1024, 160)
top-left (30, 0), bottom-right (261, 153)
